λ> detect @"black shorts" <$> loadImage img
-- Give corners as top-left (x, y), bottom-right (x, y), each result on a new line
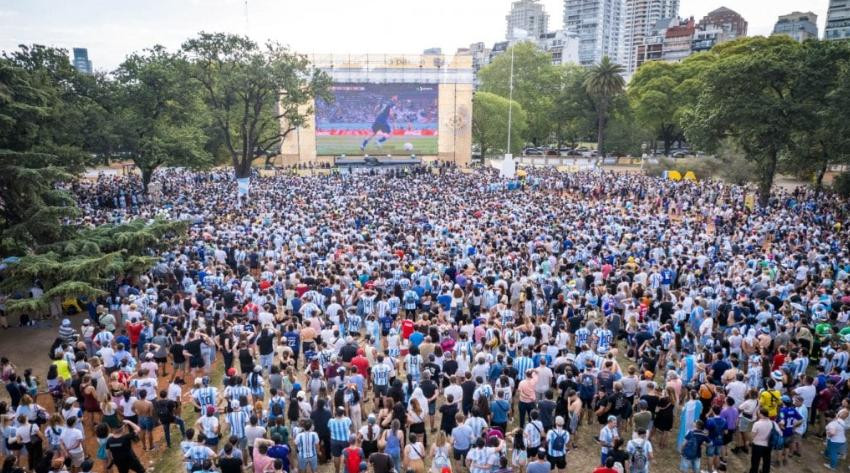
top-left (190, 356), bottom-right (205, 368)
top-left (155, 357), bottom-right (167, 364)
top-left (452, 447), bottom-right (468, 460)
top-left (372, 121), bottom-right (391, 134)
top-left (723, 430), bottom-right (735, 445)
top-left (331, 440), bottom-right (347, 457)
top-left (548, 454), bottom-right (566, 469)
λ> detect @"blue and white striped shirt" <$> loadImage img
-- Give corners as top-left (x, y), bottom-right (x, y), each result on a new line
top-left (295, 431), bottom-right (319, 458)
top-left (546, 428), bottom-right (569, 457)
top-left (524, 420), bottom-right (544, 448)
top-left (372, 364), bottom-right (390, 386)
top-left (329, 417), bottom-right (352, 442)
top-left (194, 387), bottom-right (218, 409)
top-left (515, 356), bottom-right (534, 380)
top-left (226, 410), bottom-right (248, 439)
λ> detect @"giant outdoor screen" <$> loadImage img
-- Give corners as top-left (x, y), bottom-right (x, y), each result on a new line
top-left (315, 83), bottom-right (438, 156)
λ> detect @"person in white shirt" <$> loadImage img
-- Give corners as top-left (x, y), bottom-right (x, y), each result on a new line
top-left (59, 417), bottom-right (86, 469)
top-left (725, 373), bottom-right (748, 406)
top-left (793, 376), bottom-right (817, 412)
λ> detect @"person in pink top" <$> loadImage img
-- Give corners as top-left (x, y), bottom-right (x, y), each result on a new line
top-left (252, 438), bottom-right (274, 473)
top-left (517, 368), bottom-right (538, 426)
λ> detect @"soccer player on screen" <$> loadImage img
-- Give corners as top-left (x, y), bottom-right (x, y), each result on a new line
top-left (360, 96), bottom-right (398, 151)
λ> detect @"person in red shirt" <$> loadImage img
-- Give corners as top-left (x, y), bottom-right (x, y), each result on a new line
top-left (772, 346), bottom-right (787, 371)
top-left (592, 457), bottom-right (618, 473)
top-left (342, 438), bottom-right (364, 473)
top-left (401, 319), bottom-right (415, 340)
top-left (350, 349), bottom-right (370, 378)
top-left (125, 320), bottom-right (144, 356)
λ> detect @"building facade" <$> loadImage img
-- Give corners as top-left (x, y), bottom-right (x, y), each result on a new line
top-left (622, 0), bottom-right (680, 75)
top-left (661, 18), bottom-right (695, 62)
top-left (506, 0), bottom-right (550, 39)
top-left (772, 11), bottom-right (818, 42)
top-left (564, 0), bottom-right (625, 66)
top-left (72, 48), bottom-right (92, 75)
top-left (825, 0), bottom-right (850, 41)
top-left (538, 30), bottom-right (581, 65)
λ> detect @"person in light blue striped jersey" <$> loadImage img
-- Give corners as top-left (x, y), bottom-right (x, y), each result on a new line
top-left (295, 419), bottom-right (319, 473)
top-left (328, 406), bottom-right (353, 472)
top-left (225, 401), bottom-right (248, 452)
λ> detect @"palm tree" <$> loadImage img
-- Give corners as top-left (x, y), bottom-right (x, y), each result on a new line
top-left (584, 56), bottom-right (625, 161)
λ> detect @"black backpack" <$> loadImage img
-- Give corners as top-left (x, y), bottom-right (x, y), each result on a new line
top-left (155, 399), bottom-right (173, 422)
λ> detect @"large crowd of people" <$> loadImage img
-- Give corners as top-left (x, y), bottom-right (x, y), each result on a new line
top-left (2, 165), bottom-right (850, 473)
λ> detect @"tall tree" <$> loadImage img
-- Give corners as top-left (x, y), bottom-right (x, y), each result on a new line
top-left (628, 61), bottom-right (683, 155)
top-left (181, 32), bottom-right (331, 180)
top-left (471, 92), bottom-right (527, 157)
top-left (552, 64), bottom-right (595, 149)
top-left (781, 40), bottom-right (850, 193)
top-left (114, 45), bottom-right (214, 192)
top-left (584, 56), bottom-right (625, 158)
top-left (1, 45), bottom-right (110, 166)
top-left (685, 36), bottom-right (804, 206)
top-left (477, 42), bottom-right (560, 146)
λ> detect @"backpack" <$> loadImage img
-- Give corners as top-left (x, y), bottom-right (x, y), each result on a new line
top-left (682, 432), bottom-right (701, 459)
top-left (769, 422), bottom-right (784, 450)
top-left (630, 439), bottom-right (648, 471)
top-left (270, 398), bottom-right (285, 419)
top-left (550, 430), bottom-right (567, 452)
top-left (579, 373), bottom-right (596, 400)
top-left (155, 400), bottom-right (173, 423)
top-left (614, 394), bottom-right (632, 419)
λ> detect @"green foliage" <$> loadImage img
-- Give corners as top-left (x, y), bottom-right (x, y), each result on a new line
top-left (552, 64), bottom-right (596, 148)
top-left (780, 40), bottom-right (850, 191)
top-left (584, 56), bottom-right (625, 157)
top-left (478, 42), bottom-right (560, 146)
top-left (628, 61), bottom-right (689, 155)
top-left (472, 92), bottom-right (527, 157)
top-left (181, 32), bottom-right (332, 178)
top-left (833, 173), bottom-right (850, 198)
top-left (113, 45), bottom-right (215, 190)
top-left (0, 45), bottom-right (112, 167)
top-left (684, 36), bottom-right (805, 205)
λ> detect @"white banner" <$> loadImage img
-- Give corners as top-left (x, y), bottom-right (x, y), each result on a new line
top-left (237, 177), bottom-right (251, 196)
top-left (500, 154), bottom-right (516, 179)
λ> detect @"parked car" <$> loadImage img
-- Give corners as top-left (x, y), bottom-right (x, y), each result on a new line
top-left (523, 147), bottom-right (544, 156)
top-left (544, 148), bottom-right (560, 156)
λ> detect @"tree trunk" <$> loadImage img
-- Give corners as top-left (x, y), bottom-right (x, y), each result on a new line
top-left (140, 167), bottom-right (154, 194)
top-left (596, 104), bottom-right (607, 166)
top-left (757, 150), bottom-right (778, 207)
top-left (234, 154), bottom-right (252, 179)
top-left (815, 161), bottom-right (829, 197)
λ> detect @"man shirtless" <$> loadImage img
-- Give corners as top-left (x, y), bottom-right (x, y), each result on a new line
top-left (568, 389), bottom-right (583, 449)
top-left (133, 389), bottom-right (156, 451)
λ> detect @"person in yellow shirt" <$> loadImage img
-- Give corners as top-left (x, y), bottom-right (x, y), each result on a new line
top-left (758, 379), bottom-right (782, 418)
top-left (52, 357), bottom-right (72, 384)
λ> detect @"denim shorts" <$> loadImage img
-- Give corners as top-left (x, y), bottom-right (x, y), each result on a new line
top-left (298, 456), bottom-right (318, 471)
top-left (680, 457), bottom-right (700, 472)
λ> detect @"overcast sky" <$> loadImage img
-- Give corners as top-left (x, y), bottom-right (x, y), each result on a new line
top-left (0, 0), bottom-right (831, 71)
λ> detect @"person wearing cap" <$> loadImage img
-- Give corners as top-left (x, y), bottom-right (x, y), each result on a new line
top-left (776, 394), bottom-right (802, 466)
top-left (225, 401), bottom-right (249, 456)
top-left (598, 414), bottom-right (619, 467)
top-left (329, 406), bottom-right (353, 473)
top-left (626, 427), bottom-right (653, 473)
top-left (195, 405), bottom-right (221, 448)
top-left (545, 416), bottom-right (569, 473)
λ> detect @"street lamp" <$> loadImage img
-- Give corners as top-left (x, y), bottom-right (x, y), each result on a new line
top-left (507, 28), bottom-right (529, 157)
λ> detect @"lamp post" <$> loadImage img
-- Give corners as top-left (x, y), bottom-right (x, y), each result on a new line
top-left (506, 28), bottom-right (528, 157)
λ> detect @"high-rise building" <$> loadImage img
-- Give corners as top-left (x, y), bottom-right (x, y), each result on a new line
top-left (506, 0), bottom-right (550, 39)
top-left (825, 0), bottom-right (850, 41)
top-left (772, 12), bottom-right (818, 42)
top-left (537, 30), bottom-right (581, 65)
top-left (622, 0), bottom-right (680, 75)
top-left (698, 7), bottom-right (747, 40)
top-left (662, 17), bottom-right (695, 62)
top-left (564, 0), bottom-right (625, 66)
top-left (72, 48), bottom-right (92, 75)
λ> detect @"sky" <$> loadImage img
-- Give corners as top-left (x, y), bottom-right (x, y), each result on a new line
top-left (0, 0), bottom-right (831, 71)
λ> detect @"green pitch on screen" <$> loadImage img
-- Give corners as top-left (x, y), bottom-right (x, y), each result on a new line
top-left (316, 135), bottom-right (438, 156)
